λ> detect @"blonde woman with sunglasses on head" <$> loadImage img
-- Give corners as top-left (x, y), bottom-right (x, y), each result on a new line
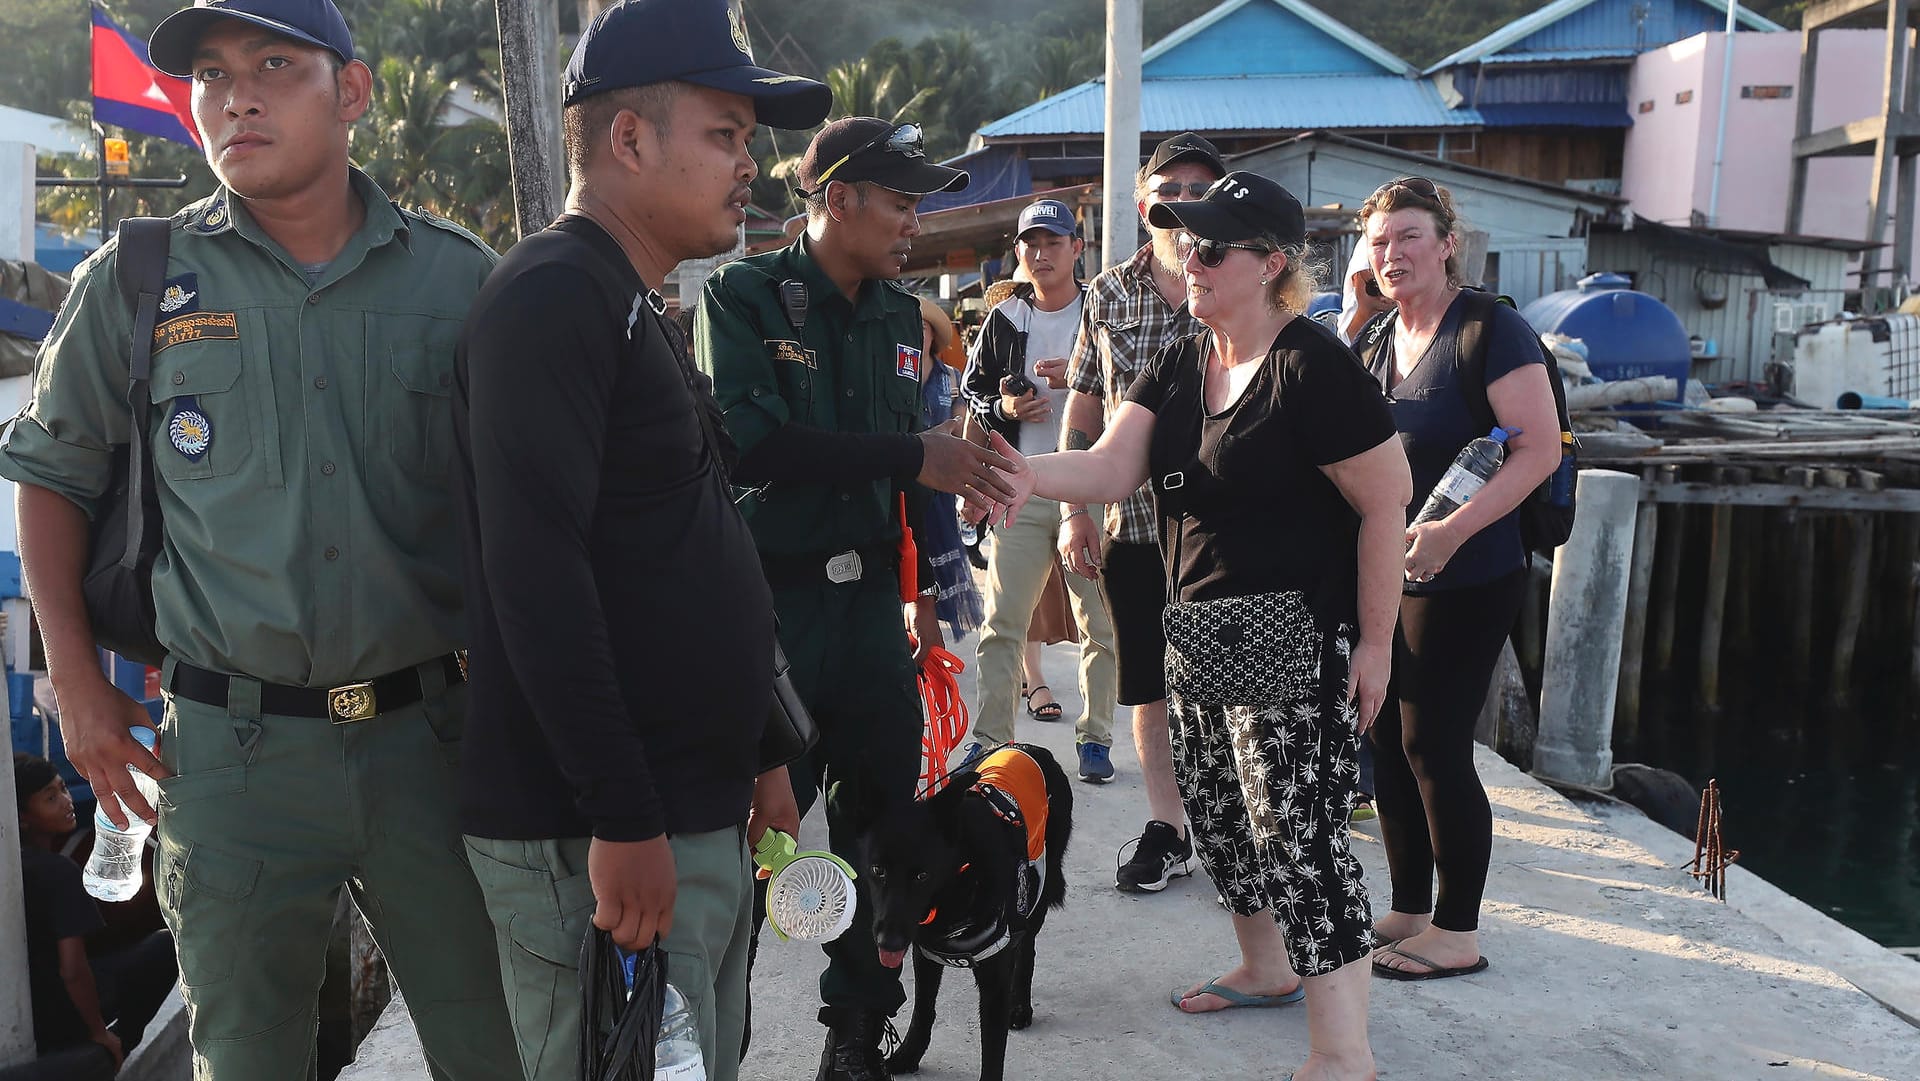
top-left (987, 171), bottom-right (1410, 1081)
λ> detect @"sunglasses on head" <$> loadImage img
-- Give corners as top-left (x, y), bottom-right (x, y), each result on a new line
top-left (813, 123), bottom-right (927, 189)
top-left (1175, 232), bottom-right (1274, 268)
top-left (1374, 175), bottom-right (1440, 200)
top-left (1152, 180), bottom-right (1212, 200)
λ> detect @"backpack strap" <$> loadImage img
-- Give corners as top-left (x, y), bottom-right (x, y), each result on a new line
top-left (111, 217), bottom-right (170, 572)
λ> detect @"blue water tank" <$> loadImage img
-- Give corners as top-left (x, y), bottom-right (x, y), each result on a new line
top-left (1519, 273), bottom-right (1690, 399)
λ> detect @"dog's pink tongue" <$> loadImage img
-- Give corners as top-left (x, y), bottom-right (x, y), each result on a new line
top-left (878, 947), bottom-right (907, 969)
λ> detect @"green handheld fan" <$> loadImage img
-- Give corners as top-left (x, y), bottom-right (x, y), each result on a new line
top-left (754, 830), bottom-right (858, 943)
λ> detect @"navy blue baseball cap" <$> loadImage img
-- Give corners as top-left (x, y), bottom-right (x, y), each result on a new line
top-left (149, 0), bottom-right (355, 78)
top-left (1016, 199), bottom-right (1079, 239)
top-left (563, 0), bottom-right (831, 129)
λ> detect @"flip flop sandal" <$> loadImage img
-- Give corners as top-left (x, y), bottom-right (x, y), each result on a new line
top-left (1169, 977), bottom-right (1306, 1011)
top-left (1370, 946), bottom-right (1490, 982)
top-left (1023, 684), bottom-right (1064, 722)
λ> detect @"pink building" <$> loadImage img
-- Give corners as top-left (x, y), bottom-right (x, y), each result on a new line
top-left (1622, 29), bottom-right (1901, 276)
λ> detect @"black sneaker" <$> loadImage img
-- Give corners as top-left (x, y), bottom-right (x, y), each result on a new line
top-left (1115, 820), bottom-right (1194, 893)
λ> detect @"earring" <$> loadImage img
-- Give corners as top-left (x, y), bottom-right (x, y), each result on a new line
top-left (1260, 278), bottom-right (1269, 285)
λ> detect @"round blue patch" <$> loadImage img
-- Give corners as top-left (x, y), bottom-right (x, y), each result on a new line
top-left (168, 398), bottom-right (212, 462)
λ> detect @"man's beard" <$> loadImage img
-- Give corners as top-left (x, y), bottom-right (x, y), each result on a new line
top-left (1150, 230), bottom-right (1183, 276)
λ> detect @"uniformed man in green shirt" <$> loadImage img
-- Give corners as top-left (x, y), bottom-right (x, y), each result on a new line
top-left (695, 118), bottom-right (1016, 1081)
top-left (0, 0), bottom-right (518, 1076)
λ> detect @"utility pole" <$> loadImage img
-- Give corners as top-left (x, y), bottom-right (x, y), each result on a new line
top-left (495, 0), bottom-right (565, 238)
top-left (1102, 0), bottom-right (1142, 271)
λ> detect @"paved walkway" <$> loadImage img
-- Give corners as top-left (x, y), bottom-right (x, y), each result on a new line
top-left (343, 637), bottom-right (1920, 1081)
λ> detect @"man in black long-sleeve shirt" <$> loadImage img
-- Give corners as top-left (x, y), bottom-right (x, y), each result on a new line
top-left (448, 4), bottom-right (831, 1079)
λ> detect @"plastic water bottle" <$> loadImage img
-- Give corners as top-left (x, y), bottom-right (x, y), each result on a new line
top-left (82, 726), bottom-right (161, 902)
top-left (655, 983), bottom-right (706, 1080)
top-left (1411, 427), bottom-right (1515, 527)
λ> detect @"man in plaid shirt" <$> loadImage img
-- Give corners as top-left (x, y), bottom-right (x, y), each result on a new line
top-left (1058, 132), bottom-right (1225, 896)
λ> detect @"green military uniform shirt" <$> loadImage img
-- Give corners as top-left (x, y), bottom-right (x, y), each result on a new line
top-left (695, 235), bottom-right (927, 557)
top-left (0, 168), bottom-right (496, 688)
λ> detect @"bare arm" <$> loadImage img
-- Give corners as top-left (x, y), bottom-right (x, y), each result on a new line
top-left (993, 401), bottom-right (1156, 527)
top-left (1321, 436), bottom-right (1414, 731)
top-left (1055, 390), bottom-right (1108, 577)
top-left (17, 484), bottom-right (166, 827)
top-left (1404, 362), bottom-right (1561, 579)
top-left (57, 935), bottom-right (122, 1068)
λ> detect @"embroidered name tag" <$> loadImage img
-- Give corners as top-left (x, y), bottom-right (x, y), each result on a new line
top-left (153, 311), bottom-right (239, 354)
top-left (895, 343), bottom-right (921, 381)
top-left (167, 395), bottom-right (213, 462)
top-left (766, 339), bottom-right (816, 368)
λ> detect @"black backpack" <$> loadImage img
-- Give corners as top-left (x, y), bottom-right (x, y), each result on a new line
top-left (79, 218), bottom-right (170, 665)
top-left (1359, 290), bottom-right (1577, 553)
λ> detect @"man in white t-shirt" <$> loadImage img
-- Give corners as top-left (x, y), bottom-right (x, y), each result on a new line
top-left (960, 199), bottom-right (1118, 781)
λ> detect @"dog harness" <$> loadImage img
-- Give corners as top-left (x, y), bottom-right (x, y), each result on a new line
top-left (916, 744), bottom-right (1050, 969)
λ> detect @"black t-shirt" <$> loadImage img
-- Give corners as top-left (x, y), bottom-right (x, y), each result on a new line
top-left (1364, 294), bottom-right (1543, 592)
top-left (20, 845), bottom-right (104, 1051)
top-left (454, 215), bottom-right (775, 843)
top-left (1127, 316), bottom-right (1398, 627)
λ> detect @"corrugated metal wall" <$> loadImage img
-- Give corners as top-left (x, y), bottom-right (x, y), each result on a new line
top-left (1509, 0), bottom-right (1762, 56)
top-left (1145, 3), bottom-right (1386, 77)
top-left (1586, 232), bottom-right (1851, 385)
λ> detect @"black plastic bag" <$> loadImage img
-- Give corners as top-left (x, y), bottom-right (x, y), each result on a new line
top-left (578, 930), bottom-right (666, 1081)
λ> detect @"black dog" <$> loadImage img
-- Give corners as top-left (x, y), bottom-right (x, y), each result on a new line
top-left (862, 742), bottom-right (1073, 1081)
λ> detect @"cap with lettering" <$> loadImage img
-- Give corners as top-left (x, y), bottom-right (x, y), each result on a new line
top-left (1016, 199), bottom-right (1078, 239)
top-left (794, 117), bottom-right (967, 198)
top-left (1139, 131), bottom-right (1226, 183)
top-left (1146, 171), bottom-right (1306, 248)
top-left (149, 0), bottom-right (355, 77)
top-left (563, 0), bottom-right (830, 129)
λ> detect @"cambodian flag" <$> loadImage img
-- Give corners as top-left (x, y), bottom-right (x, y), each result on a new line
top-left (91, 3), bottom-right (199, 148)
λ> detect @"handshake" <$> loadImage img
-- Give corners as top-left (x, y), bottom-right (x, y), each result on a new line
top-left (916, 421), bottom-right (1031, 527)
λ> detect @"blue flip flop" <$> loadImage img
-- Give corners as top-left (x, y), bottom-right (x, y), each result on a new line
top-left (1170, 978), bottom-right (1307, 1011)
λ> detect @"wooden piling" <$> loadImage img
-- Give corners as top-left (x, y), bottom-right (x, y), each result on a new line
top-left (1615, 467), bottom-right (1660, 750)
top-left (1831, 512), bottom-right (1876, 707)
top-left (1698, 468), bottom-right (1737, 712)
top-left (1786, 468), bottom-right (1819, 693)
top-left (1651, 464), bottom-right (1688, 674)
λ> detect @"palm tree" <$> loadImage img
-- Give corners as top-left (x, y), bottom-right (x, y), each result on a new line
top-left (354, 58), bottom-right (514, 250)
top-left (1026, 33), bottom-right (1102, 102)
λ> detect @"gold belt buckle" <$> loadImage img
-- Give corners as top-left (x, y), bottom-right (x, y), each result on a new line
top-left (328, 681), bottom-right (378, 724)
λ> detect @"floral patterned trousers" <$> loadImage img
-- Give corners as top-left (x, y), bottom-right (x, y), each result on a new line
top-left (1167, 623), bottom-right (1374, 977)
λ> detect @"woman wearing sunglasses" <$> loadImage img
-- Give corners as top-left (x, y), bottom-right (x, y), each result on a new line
top-left (986, 171), bottom-right (1409, 1081)
top-left (1355, 177), bottom-right (1561, 983)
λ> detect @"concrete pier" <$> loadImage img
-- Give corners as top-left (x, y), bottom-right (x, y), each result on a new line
top-left (342, 636), bottom-right (1920, 1081)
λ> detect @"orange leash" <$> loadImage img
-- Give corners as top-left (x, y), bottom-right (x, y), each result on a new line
top-left (914, 643), bottom-right (970, 795)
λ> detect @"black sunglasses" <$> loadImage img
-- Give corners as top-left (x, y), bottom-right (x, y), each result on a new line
top-left (814, 123), bottom-right (926, 188)
top-left (1175, 232), bottom-right (1275, 268)
top-left (1152, 180), bottom-right (1212, 200)
top-left (1374, 175), bottom-right (1440, 200)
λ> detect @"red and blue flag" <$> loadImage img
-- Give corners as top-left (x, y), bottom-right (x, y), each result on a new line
top-left (91, 2), bottom-right (199, 148)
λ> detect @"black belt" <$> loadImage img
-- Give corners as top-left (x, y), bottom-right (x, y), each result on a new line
top-left (168, 653), bottom-right (468, 724)
top-left (759, 543), bottom-right (898, 591)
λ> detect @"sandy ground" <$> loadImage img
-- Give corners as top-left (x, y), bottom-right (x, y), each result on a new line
top-left (343, 635), bottom-right (1920, 1081)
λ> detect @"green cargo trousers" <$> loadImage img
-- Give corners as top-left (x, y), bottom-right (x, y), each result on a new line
top-left (463, 829), bottom-right (754, 1081)
top-left (773, 566), bottom-right (925, 1015)
top-left (152, 659), bottom-right (519, 1081)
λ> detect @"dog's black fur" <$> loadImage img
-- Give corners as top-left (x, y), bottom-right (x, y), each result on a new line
top-left (860, 743), bottom-right (1073, 1081)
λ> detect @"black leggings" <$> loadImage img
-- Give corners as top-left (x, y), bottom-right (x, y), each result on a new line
top-left (1369, 569), bottom-right (1526, 932)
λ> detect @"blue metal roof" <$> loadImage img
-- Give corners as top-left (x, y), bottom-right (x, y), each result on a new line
top-left (1425, 0), bottom-right (1783, 73)
top-left (979, 74), bottom-right (1481, 138)
top-left (1480, 48), bottom-right (1638, 64)
top-left (1476, 102), bottom-right (1634, 127)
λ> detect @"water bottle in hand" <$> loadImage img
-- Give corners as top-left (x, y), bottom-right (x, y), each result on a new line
top-left (1412, 427), bottom-right (1515, 528)
top-left (655, 983), bottom-right (706, 1080)
top-left (82, 726), bottom-right (161, 902)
